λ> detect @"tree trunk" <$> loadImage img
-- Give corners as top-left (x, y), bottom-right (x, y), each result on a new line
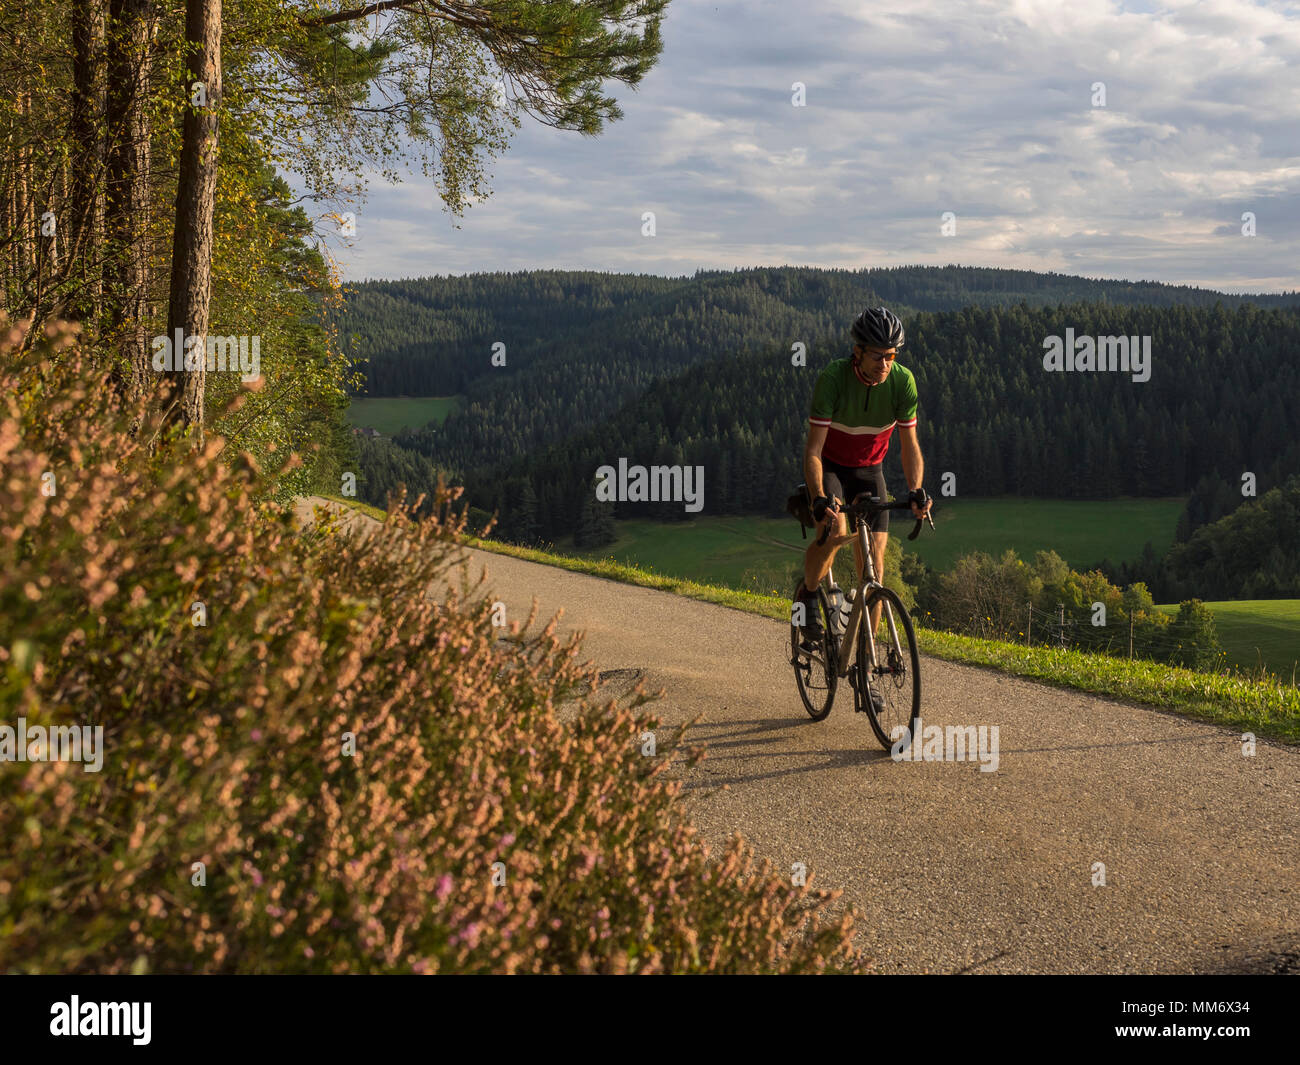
top-left (1, 122), bottom-right (12, 318)
top-left (13, 91), bottom-right (33, 308)
top-left (68, 0), bottom-right (107, 325)
top-left (104, 0), bottom-right (156, 403)
top-left (164, 0), bottom-right (222, 442)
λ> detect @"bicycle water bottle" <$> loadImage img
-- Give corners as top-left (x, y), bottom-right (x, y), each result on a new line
top-left (842, 587), bottom-right (855, 631)
top-left (828, 587), bottom-right (847, 636)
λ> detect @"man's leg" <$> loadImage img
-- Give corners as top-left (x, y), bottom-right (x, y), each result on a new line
top-left (867, 530), bottom-right (888, 634)
top-left (802, 504), bottom-right (854, 593)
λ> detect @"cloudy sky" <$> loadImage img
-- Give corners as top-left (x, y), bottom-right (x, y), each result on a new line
top-left (332, 0), bottom-right (1300, 292)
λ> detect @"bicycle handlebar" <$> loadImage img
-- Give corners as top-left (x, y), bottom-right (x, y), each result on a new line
top-left (814, 494), bottom-right (936, 546)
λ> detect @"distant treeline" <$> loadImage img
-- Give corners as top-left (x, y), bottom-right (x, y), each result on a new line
top-left (376, 302), bottom-right (1297, 558)
top-left (337, 266), bottom-right (1300, 480)
top-left (339, 265), bottom-right (1300, 397)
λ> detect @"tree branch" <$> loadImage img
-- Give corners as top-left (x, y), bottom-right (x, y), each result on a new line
top-left (299, 0), bottom-right (418, 28)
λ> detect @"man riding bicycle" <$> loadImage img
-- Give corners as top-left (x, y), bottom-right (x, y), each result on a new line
top-left (795, 307), bottom-right (933, 650)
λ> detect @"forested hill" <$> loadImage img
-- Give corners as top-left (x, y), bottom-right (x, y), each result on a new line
top-left (338, 266), bottom-right (1300, 486)
top-left (1140, 477), bottom-right (1300, 600)
top-left (387, 301), bottom-right (1300, 549)
top-left (339, 265), bottom-right (1300, 398)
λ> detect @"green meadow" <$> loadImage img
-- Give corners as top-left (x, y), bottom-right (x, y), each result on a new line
top-left (346, 396), bottom-right (461, 435)
top-left (564, 497), bottom-right (1186, 593)
top-left (1159, 599), bottom-right (1300, 683)
top-left (555, 500), bottom-right (1299, 686)
top-left (562, 516), bottom-right (807, 595)
top-left (906, 496), bottom-right (1186, 572)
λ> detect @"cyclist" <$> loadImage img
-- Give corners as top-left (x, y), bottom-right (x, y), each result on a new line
top-left (795, 307), bottom-right (932, 654)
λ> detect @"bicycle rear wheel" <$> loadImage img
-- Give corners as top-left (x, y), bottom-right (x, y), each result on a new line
top-left (791, 589), bottom-right (838, 721)
top-left (858, 586), bottom-right (920, 751)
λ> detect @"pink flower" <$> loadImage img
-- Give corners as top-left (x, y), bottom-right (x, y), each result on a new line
top-left (435, 874), bottom-right (454, 901)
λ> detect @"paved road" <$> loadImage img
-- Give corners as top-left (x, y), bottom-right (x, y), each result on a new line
top-left (298, 498), bottom-right (1300, 974)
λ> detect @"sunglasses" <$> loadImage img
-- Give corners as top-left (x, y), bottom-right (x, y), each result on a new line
top-left (858, 348), bottom-right (896, 362)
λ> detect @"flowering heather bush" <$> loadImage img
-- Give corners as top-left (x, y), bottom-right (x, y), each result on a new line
top-left (0, 318), bottom-right (863, 974)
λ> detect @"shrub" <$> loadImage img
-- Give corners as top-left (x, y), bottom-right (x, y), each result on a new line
top-left (0, 318), bottom-right (862, 974)
top-left (1165, 599), bottom-right (1225, 673)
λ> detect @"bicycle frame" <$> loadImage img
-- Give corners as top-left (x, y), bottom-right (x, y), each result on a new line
top-left (824, 508), bottom-right (904, 680)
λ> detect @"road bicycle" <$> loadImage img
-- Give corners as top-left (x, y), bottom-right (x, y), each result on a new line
top-left (788, 489), bottom-right (934, 750)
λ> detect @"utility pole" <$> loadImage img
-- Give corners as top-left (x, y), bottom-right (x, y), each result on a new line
top-left (1128, 613), bottom-right (1134, 659)
top-left (1026, 602), bottom-right (1032, 645)
top-left (1058, 603), bottom-right (1065, 649)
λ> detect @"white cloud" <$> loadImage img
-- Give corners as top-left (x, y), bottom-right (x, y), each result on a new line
top-left (331, 0), bottom-right (1300, 292)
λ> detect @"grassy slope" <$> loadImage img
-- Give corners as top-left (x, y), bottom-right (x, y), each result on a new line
top-left (573, 511), bottom-right (1299, 685)
top-left (345, 396), bottom-right (461, 435)
top-left (556, 517), bottom-right (806, 594)
top-left (1159, 599), bottom-right (1300, 683)
top-left (557, 498), bottom-right (1185, 592)
top-left (904, 496), bottom-right (1186, 571)
top-left (316, 496), bottom-right (1300, 743)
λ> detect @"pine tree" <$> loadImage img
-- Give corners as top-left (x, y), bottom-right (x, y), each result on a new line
top-left (516, 481), bottom-right (539, 545)
top-left (574, 494), bottom-right (616, 550)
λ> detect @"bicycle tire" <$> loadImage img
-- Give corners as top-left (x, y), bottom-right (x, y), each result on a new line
top-left (858, 586), bottom-right (921, 751)
top-left (791, 588), bottom-right (838, 721)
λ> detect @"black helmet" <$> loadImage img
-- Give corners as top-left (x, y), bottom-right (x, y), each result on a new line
top-left (851, 307), bottom-right (904, 350)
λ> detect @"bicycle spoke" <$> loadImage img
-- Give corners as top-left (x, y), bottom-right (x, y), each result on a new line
top-left (791, 587), bottom-right (837, 720)
top-left (859, 588), bottom-right (920, 751)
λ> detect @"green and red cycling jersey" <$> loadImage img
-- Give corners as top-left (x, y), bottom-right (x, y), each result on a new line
top-left (808, 357), bottom-right (918, 467)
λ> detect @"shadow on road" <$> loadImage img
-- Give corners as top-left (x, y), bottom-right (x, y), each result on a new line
top-left (677, 716), bottom-right (896, 788)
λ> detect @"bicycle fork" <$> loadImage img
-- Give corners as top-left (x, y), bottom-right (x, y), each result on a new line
top-left (836, 584), bottom-right (863, 679)
top-left (833, 574), bottom-right (904, 685)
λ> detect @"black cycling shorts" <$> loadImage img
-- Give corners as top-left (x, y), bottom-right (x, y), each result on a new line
top-left (821, 461), bottom-right (890, 533)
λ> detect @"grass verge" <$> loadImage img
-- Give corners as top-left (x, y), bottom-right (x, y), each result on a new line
top-left (325, 497), bottom-right (1300, 745)
top-left (315, 493), bottom-right (389, 523)
top-left (345, 395), bottom-right (462, 435)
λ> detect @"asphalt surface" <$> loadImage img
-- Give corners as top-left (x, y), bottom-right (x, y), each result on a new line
top-left (298, 498), bottom-right (1300, 974)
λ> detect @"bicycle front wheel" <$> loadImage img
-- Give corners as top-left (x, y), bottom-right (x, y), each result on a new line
top-left (791, 589), bottom-right (838, 721)
top-left (858, 586), bottom-right (921, 751)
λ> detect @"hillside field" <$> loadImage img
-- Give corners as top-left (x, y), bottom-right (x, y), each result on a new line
top-left (909, 496), bottom-right (1186, 571)
top-left (557, 503), bottom-right (1297, 684)
top-left (346, 396), bottom-right (461, 435)
top-left (1158, 599), bottom-right (1300, 683)
top-left (564, 497), bottom-right (1186, 591)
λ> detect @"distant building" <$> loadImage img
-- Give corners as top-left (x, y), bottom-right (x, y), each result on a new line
top-left (352, 426), bottom-right (382, 438)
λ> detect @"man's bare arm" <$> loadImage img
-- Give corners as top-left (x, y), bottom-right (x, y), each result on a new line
top-left (803, 423), bottom-right (830, 498)
top-left (898, 424), bottom-right (932, 518)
